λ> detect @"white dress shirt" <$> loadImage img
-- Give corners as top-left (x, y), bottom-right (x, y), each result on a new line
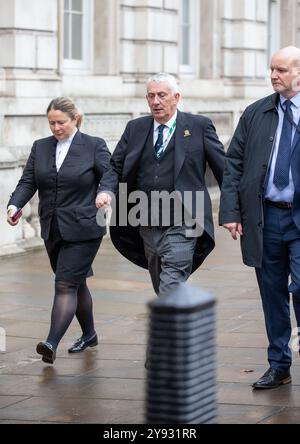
top-left (56, 128), bottom-right (78, 171)
top-left (265, 92), bottom-right (300, 202)
top-left (153, 110), bottom-right (178, 150)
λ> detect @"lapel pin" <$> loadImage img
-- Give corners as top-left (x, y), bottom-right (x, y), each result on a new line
top-left (184, 130), bottom-right (191, 137)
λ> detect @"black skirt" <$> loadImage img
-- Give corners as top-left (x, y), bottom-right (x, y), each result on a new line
top-left (44, 214), bottom-right (102, 285)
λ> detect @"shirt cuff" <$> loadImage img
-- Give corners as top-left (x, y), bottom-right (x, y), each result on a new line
top-left (7, 205), bottom-right (18, 214)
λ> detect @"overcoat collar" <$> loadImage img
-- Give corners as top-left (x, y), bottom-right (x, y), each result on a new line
top-left (261, 93), bottom-right (300, 151)
top-left (261, 92), bottom-right (279, 113)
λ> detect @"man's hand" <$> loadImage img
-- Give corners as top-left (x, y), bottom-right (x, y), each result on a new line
top-left (222, 222), bottom-right (243, 240)
top-left (96, 192), bottom-right (112, 209)
top-left (7, 209), bottom-right (20, 226)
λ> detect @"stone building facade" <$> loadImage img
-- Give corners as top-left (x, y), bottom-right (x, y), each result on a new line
top-left (0, 0), bottom-right (300, 255)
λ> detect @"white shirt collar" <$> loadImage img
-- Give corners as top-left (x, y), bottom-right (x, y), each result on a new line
top-left (280, 92), bottom-right (300, 109)
top-left (57, 128), bottom-right (78, 146)
top-left (154, 110), bottom-right (178, 131)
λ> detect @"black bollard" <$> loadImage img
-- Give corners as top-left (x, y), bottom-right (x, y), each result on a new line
top-left (146, 283), bottom-right (217, 424)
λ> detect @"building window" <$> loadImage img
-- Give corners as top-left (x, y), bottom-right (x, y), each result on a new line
top-left (179, 0), bottom-right (198, 75)
top-left (268, 0), bottom-right (280, 64)
top-left (63, 0), bottom-right (93, 71)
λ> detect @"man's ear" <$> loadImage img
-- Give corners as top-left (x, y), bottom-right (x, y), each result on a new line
top-left (295, 70), bottom-right (300, 92)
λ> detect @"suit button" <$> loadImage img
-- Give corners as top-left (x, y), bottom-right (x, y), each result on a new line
top-left (258, 222), bottom-right (262, 227)
top-left (269, 137), bottom-right (274, 142)
top-left (262, 164), bottom-right (267, 169)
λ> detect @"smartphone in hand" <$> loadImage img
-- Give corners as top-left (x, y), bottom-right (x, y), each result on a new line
top-left (11, 208), bottom-right (23, 222)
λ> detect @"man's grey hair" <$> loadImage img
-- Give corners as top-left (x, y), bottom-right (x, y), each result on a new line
top-left (147, 72), bottom-right (180, 94)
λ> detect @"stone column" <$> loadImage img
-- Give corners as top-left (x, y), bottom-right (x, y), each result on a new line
top-left (120, 0), bottom-right (180, 84)
top-left (221, 0), bottom-right (269, 97)
top-left (280, 0), bottom-right (298, 47)
top-left (298, 0), bottom-right (300, 47)
top-left (28, 194), bottom-right (41, 238)
top-left (94, 0), bottom-right (120, 75)
top-left (0, 0), bottom-right (60, 98)
top-left (200, 0), bottom-right (222, 79)
top-left (0, 148), bottom-right (24, 255)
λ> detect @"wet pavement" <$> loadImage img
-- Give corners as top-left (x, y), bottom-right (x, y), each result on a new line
top-left (0, 222), bottom-right (300, 424)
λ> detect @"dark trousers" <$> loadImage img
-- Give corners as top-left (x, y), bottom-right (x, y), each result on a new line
top-left (139, 225), bottom-right (197, 296)
top-left (255, 204), bottom-right (300, 371)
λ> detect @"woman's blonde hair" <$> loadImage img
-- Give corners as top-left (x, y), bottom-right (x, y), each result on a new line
top-left (47, 97), bottom-right (83, 128)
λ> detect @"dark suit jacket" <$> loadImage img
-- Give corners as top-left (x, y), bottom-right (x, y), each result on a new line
top-left (219, 92), bottom-right (300, 267)
top-left (8, 131), bottom-right (111, 242)
top-left (99, 110), bottom-right (225, 272)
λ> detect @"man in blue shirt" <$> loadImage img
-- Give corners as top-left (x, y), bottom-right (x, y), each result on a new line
top-left (219, 46), bottom-right (300, 389)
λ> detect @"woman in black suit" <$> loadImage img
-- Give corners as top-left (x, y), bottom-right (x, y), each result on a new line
top-left (7, 97), bottom-right (111, 364)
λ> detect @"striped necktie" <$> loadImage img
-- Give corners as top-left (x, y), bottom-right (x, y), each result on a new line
top-left (154, 124), bottom-right (166, 158)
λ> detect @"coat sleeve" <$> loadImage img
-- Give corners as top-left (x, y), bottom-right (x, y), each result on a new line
top-left (97, 122), bottom-right (130, 195)
top-left (203, 118), bottom-right (225, 188)
top-left (219, 111), bottom-right (248, 225)
top-left (7, 142), bottom-right (38, 209)
top-left (94, 137), bottom-right (112, 180)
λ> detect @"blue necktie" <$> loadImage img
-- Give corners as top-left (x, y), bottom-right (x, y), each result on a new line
top-left (154, 124), bottom-right (166, 158)
top-left (273, 100), bottom-right (293, 191)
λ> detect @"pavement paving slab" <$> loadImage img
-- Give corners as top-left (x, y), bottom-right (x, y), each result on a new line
top-left (0, 223), bottom-right (300, 424)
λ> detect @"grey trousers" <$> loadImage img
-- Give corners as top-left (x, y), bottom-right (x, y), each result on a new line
top-left (139, 225), bottom-right (197, 296)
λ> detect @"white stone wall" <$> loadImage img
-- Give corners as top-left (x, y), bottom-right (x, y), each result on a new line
top-left (120, 0), bottom-right (179, 75)
top-left (222, 0), bottom-right (269, 79)
top-left (0, 0), bottom-right (60, 98)
top-left (0, 149), bottom-right (23, 252)
top-left (0, 0), bottom-right (300, 254)
top-left (297, 0), bottom-right (300, 46)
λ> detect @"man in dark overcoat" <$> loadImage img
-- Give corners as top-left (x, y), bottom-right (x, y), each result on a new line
top-left (219, 46), bottom-right (300, 389)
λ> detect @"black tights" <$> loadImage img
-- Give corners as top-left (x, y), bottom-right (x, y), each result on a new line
top-left (46, 280), bottom-right (96, 349)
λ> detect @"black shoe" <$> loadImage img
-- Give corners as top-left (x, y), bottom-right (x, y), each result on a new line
top-left (252, 367), bottom-right (291, 390)
top-left (36, 341), bottom-right (56, 364)
top-left (68, 334), bottom-right (98, 353)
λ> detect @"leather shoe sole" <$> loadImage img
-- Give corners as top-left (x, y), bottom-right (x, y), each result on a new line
top-left (68, 334), bottom-right (98, 353)
top-left (36, 342), bottom-right (56, 364)
top-left (253, 375), bottom-right (291, 389)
